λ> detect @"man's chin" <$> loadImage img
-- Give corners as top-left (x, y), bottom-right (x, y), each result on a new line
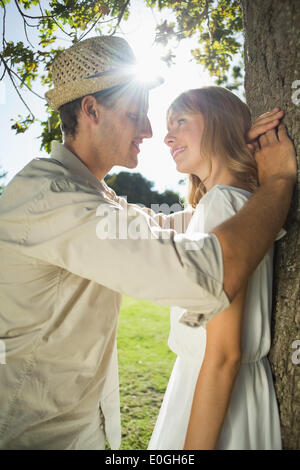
top-left (126, 156), bottom-right (138, 168)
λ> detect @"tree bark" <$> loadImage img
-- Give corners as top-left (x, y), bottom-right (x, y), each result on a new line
top-left (241, 0), bottom-right (300, 449)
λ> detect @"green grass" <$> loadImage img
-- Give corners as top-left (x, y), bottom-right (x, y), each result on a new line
top-left (116, 295), bottom-right (176, 450)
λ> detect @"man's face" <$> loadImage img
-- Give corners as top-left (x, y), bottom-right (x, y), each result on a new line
top-left (95, 91), bottom-right (153, 170)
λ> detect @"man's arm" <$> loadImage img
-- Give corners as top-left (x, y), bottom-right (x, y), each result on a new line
top-left (214, 123), bottom-right (297, 301)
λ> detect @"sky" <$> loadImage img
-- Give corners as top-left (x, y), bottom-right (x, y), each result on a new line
top-left (0, 0), bottom-right (216, 197)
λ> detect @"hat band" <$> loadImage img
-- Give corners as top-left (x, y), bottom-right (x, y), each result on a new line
top-left (45, 72), bottom-right (134, 111)
top-left (85, 67), bottom-right (134, 80)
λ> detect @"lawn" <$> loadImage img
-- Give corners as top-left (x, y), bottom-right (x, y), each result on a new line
top-left (116, 295), bottom-right (176, 450)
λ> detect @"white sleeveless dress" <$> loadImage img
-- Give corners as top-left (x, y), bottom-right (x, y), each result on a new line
top-left (148, 184), bottom-right (284, 450)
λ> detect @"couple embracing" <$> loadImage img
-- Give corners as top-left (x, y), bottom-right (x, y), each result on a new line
top-left (0, 36), bottom-right (297, 450)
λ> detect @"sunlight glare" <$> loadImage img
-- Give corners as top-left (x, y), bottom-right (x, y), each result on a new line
top-left (134, 52), bottom-right (167, 88)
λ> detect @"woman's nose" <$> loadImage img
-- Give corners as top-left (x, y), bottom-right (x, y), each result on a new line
top-left (164, 132), bottom-right (175, 147)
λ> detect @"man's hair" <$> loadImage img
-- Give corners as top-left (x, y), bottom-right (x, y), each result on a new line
top-left (58, 83), bottom-right (127, 138)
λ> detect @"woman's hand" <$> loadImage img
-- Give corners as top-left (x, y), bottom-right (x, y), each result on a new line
top-left (246, 107), bottom-right (285, 152)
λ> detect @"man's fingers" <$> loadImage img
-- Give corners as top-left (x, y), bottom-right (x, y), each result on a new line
top-left (258, 133), bottom-right (269, 147)
top-left (254, 108), bottom-right (284, 125)
top-left (277, 122), bottom-right (288, 141)
top-left (256, 106), bottom-right (280, 118)
top-left (259, 127), bottom-right (280, 147)
top-left (251, 140), bottom-right (260, 152)
top-left (248, 120), bottom-right (279, 142)
top-left (248, 110), bottom-right (284, 137)
top-left (253, 140), bottom-right (260, 152)
top-left (265, 127), bottom-right (279, 144)
top-left (247, 108), bottom-right (284, 144)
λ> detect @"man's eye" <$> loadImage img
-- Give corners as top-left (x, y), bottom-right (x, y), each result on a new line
top-left (128, 113), bottom-right (139, 121)
top-left (178, 118), bottom-right (185, 124)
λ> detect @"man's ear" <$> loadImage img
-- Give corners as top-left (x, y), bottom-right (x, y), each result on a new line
top-left (81, 95), bottom-right (100, 122)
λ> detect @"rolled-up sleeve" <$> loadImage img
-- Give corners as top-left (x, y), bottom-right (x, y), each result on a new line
top-left (19, 178), bottom-right (229, 326)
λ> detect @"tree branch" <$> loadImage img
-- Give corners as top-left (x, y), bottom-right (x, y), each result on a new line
top-left (0, 65), bottom-right (5, 81)
top-left (10, 68), bottom-right (45, 100)
top-left (0, 0), bottom-right (7, 48)
top-left (0, 52), bottom-right (35, 118)
top-left (38, 0), bottom-right (44, 17)
top-left (110, 0), bottom-right (131, 35)
top-left (13, 0), bottom-right (50, 20)
top-left (78, 15), bottom-right (102, 41)
top-left (23, 19), bottom-right (35, 48)
top-left (78, 8), bottom-right (120, 42)
top-left (155, 0), bottom-right (210, 43)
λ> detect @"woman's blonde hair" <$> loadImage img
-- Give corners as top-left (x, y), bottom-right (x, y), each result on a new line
top-left (167, 86), bottom-right (258, 208)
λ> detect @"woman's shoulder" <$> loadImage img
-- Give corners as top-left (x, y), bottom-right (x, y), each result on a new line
top-left (188, 185), bottom-right (252, 234)
top-left (195, 184), bottom-right (252, 218)
top-left (200, 184), bottom-right (252, 205)
top-left (195, 184), bottom-right (286, 241)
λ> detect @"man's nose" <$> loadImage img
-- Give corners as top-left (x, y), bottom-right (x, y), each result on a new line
top-left (139, 117), bottom-right (153, 139)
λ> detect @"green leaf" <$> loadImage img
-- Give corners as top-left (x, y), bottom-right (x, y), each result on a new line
top-left (1, 0), bottom-right (245, 152)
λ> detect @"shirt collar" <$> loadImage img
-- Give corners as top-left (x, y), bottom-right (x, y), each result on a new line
top-left (50, 140), bottom-right (115, 198)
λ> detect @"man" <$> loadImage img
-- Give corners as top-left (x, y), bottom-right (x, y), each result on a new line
top-left (0, 36), bottom-right (296, 450)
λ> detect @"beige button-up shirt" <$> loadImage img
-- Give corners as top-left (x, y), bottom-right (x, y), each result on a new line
top-left (0, 141), bottom-right (229, 450)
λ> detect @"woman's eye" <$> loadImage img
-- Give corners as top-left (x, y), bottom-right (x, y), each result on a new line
top-left (178, 119), bottom-right (185, 124)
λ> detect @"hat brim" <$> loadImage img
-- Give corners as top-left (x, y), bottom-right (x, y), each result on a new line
top-left (45, 72), bottom-right (164, 111)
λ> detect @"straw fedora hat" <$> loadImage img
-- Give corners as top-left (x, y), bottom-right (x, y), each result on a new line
top-left (45, 36), bottom-right (162, 111)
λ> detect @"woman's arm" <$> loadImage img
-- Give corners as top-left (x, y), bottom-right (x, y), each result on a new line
top-left (183, 283), bottom-right (248, 450)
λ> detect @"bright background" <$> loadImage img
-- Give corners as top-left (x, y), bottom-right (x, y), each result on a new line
top-left (0, 0), bottom-right (216, 197)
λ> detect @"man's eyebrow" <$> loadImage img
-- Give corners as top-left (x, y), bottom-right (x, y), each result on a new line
top-left (131, 103), bottom-right (149, 115)
top-left (129, 111), bottom-right (149, 121)
top-left (126, 107), bottom-right (148, 117)
top-left (136, 109), bottom-right (148, 115)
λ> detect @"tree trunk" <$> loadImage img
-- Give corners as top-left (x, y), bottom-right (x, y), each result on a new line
top-left (241, 0), bottom-right (300, 449)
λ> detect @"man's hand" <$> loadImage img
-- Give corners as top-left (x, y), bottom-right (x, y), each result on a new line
top-left (246, 107), bottom-right (285, 152)
top-left (254, 123), bottom-right (297, 185)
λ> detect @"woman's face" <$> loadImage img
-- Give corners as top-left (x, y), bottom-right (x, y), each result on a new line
top-left (164, 110), bottom-right (211, 181)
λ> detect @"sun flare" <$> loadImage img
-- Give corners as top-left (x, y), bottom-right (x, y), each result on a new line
top-left (134, 53), bottom-right (167, 88)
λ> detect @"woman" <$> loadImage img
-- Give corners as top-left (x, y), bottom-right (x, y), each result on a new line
top-left (148, 86), bottom-right (284, 450)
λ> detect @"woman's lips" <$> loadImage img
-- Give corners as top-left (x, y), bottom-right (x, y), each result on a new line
top-left (172, 147), bottom-right (186, 159)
